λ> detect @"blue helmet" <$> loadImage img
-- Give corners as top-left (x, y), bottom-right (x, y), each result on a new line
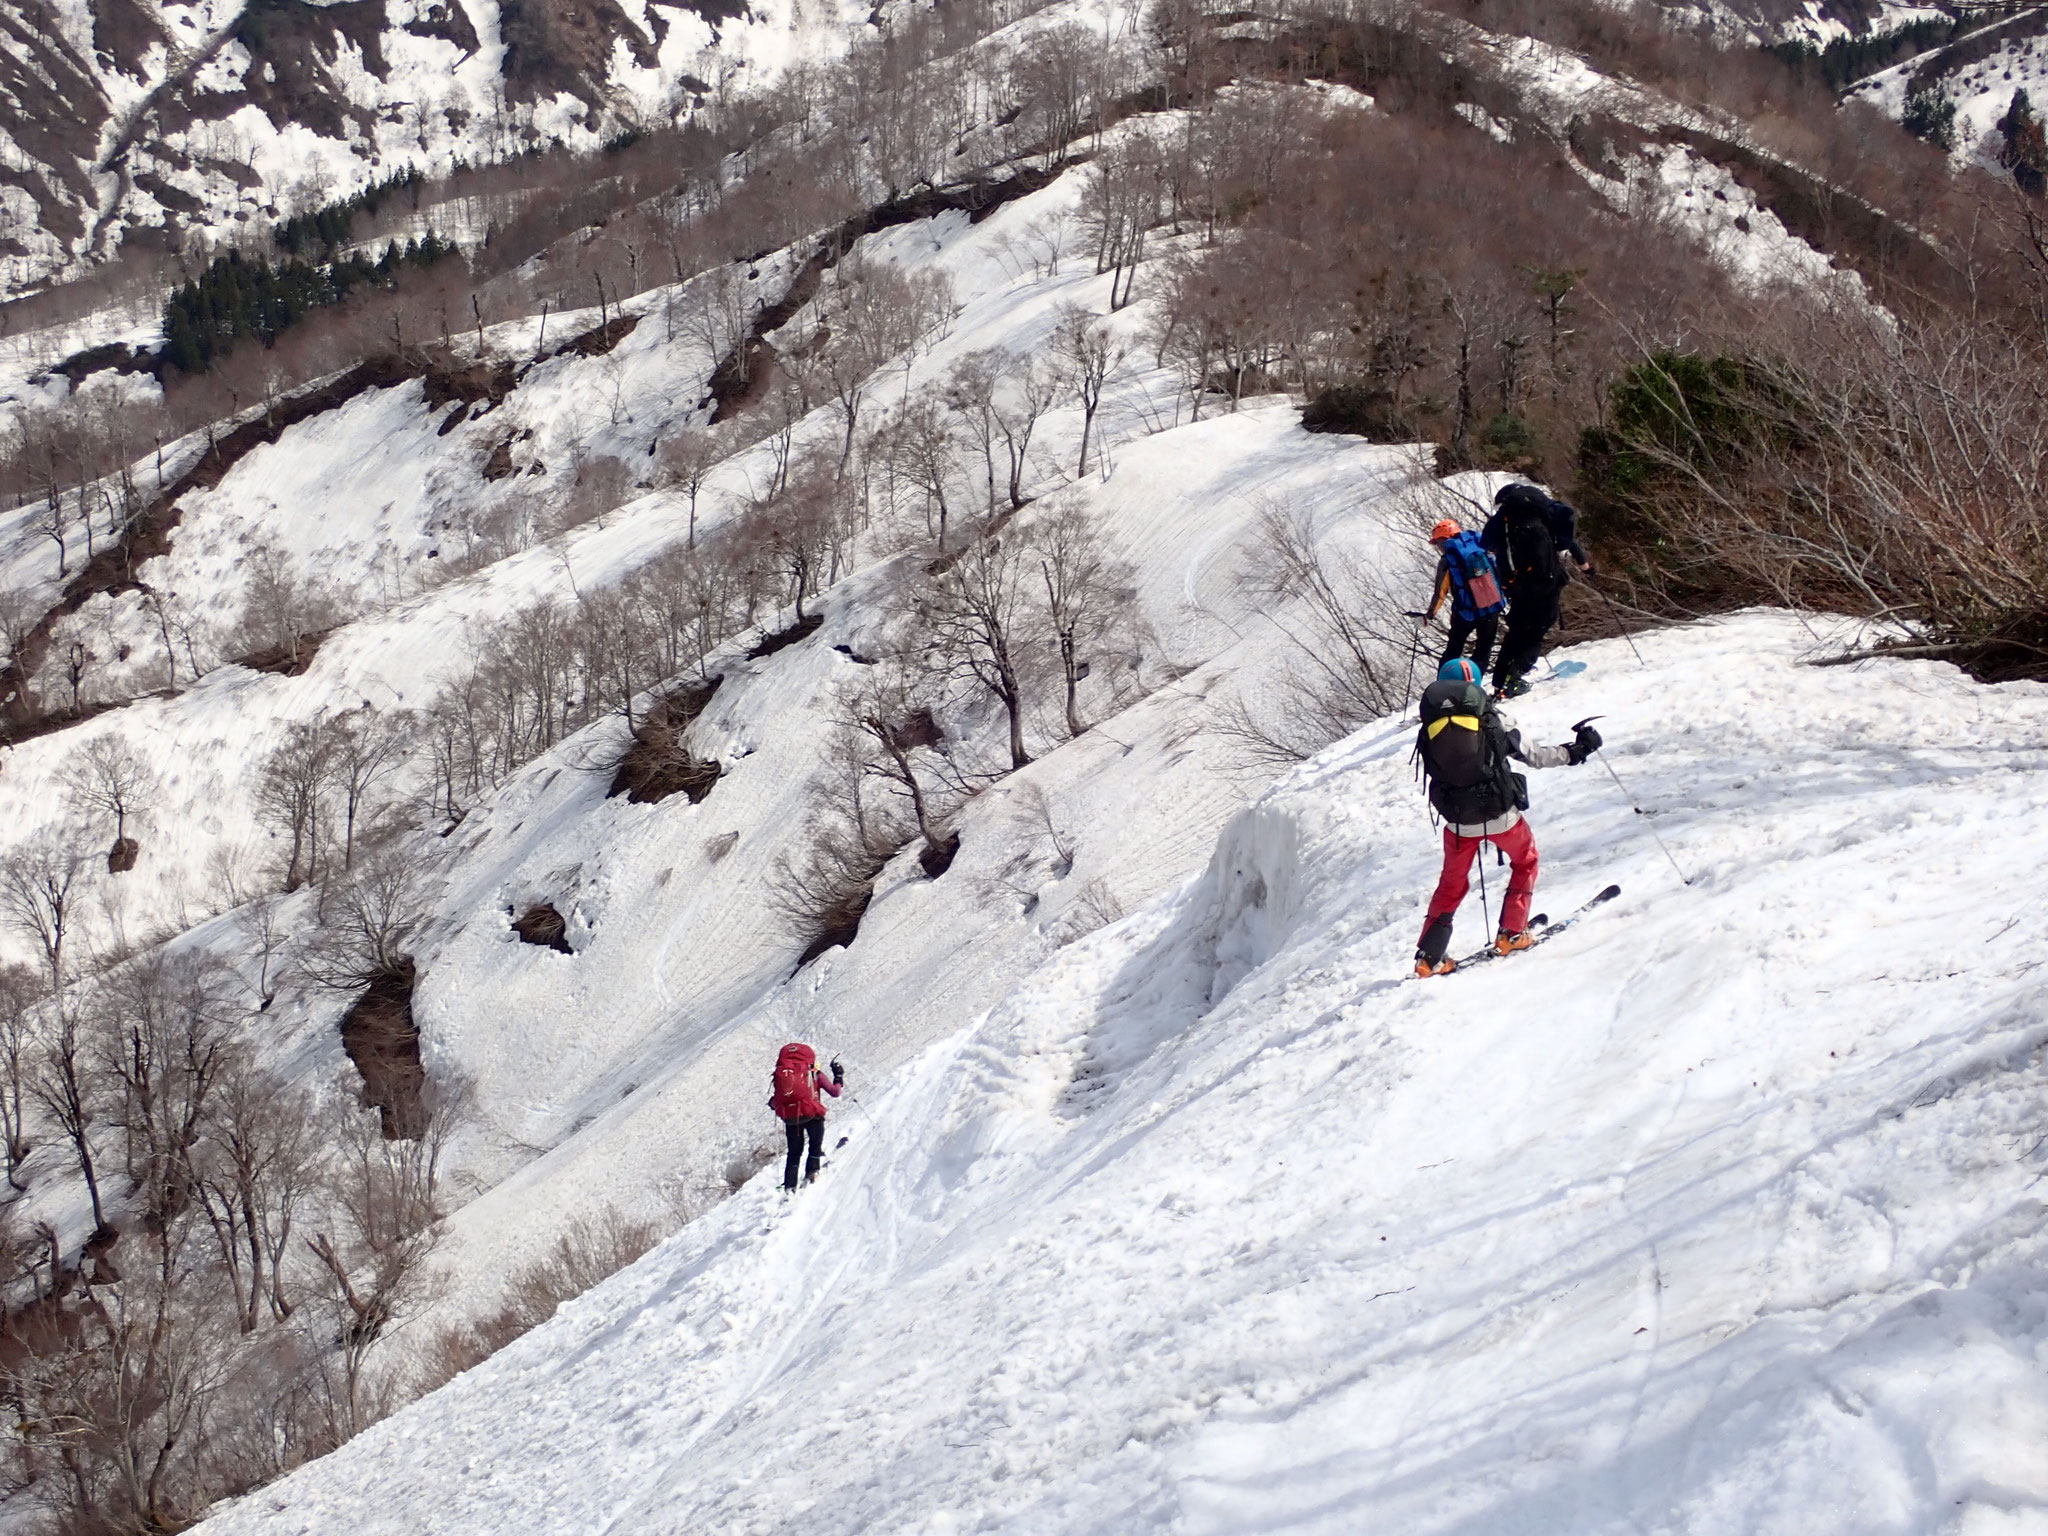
top-left (1438, 657), bottom-right (1482, 685)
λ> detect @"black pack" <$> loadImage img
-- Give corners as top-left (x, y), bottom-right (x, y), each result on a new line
top-left (1499, 487), bottom-right (1566, 590)
top-left (1415, 679), bottom-right (1527, 825)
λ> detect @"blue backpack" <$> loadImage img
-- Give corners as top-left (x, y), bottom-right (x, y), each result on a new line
top-left (1441, 531), bottom-right (1505, 620)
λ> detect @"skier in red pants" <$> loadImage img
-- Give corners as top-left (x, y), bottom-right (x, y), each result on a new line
top-left (1413, 658), bottom-right (1601, 976)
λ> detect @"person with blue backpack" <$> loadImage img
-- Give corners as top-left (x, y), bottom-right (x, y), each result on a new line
top-left (1424, 518), bottom-right (1507, 679)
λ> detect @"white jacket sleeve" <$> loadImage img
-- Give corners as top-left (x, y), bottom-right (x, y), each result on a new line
top-left (1497, 708), bottom-right (1572, 770)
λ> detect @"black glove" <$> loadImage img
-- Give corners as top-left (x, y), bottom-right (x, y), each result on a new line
top-left (1566, 723), bottom-right (1603, 764)
top-left (830, 1059), bottom-right (845, 1084)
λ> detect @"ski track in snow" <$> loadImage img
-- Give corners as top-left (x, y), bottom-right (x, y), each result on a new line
top-left (195, 611), bottom-right (2048, 1536)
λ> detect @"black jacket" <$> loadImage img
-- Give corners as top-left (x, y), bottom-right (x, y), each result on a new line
top-left (1482, 490), bottom-right (1587, 589)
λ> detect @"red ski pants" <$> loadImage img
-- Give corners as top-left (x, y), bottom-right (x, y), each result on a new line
top-left (1421, 819), bottom-right (1539, 939)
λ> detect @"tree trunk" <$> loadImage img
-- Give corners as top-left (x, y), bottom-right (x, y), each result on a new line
top-left (1060, 630), bottom-right (1084, 737)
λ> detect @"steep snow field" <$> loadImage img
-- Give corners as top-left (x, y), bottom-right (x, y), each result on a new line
top-left (198, 611), bottom-right (2048, 1536)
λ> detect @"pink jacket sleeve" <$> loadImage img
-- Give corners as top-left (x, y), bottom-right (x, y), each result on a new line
top-left (816, 1070), bottom-right (842, 1099)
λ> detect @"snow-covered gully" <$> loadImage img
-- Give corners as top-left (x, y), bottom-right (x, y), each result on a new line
top-left (199, 612), bottom-right (2048, 1536)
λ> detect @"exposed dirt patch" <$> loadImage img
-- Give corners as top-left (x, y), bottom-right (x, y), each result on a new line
top-left (795, 882), bottom-right (875, 969)
top-left (512, 902), bottom-right (574, 952)
top-left (746, 612), bottom-right (823, 660)
top-left (606, 679), bottom-right (724, 804)
top-left (49, 341), bottom-right (155, 384)
top-left (562, 312), bottom-right (641, 358)
top-left (106, 836), bottom-right (139, 874)
top-left (405, 0), bottom-right (481, 53)
top-left (918, 830), bottom-right (961, 879)
top-left (339, 961), bottom-right (428, 1140)
top-left (212, 0), bottom-right (388, 144)
top-left (232, 629), bottom-right (331, 676)
top-left (421, 357), bottom-right (517, 411)
top-left (496, 0), bottom-right (658, 104)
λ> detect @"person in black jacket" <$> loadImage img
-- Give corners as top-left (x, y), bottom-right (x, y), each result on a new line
top-left (1481, 482), bottom-right (1594, 698)
top-left (1413, 657), bottom-right (1602, 975)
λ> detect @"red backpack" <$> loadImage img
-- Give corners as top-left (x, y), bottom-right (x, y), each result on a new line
top-left (769, 1043), bottom-right (820, 1121)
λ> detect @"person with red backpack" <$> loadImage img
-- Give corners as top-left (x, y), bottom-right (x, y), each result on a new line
top-left (1424, 519), bottom-right (1508, 679)
top-left (1412, 657), bottom-right (1601, 976)
top-left (1481, 482), bottom-right (1594, 698)
top-left (769, 1042), bottom-right (843, 1191)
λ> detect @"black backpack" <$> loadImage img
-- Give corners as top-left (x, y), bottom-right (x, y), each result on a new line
top-left (1415, 680), bottom-right (1528, 825)
top-left (1499, 487), bottom-right (1566, 590)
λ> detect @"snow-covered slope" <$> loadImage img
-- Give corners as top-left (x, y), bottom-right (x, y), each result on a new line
top-left (196, 610), bottom-right (2048, 1535)
top-left (0, 0), bottom-right (1075, 299)
top-left (1849, 9), bottom-right (2048, 176)
top-left (0, 76), bottom-right (1880, 1321)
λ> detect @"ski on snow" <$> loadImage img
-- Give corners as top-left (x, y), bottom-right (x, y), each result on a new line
top-left (1493, 658), bottom-right (1587, 699)
top-left (1418, 883), bottom-right (1622, 978)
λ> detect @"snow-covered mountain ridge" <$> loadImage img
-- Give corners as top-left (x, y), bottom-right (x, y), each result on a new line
top-left (196, 609), bottom-right (2048, 1535)
top-left (0, 0), bottom-right (886, 298)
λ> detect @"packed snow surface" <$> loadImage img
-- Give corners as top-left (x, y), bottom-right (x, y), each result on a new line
top-left (197, 611), bottom-right (2048, 1535)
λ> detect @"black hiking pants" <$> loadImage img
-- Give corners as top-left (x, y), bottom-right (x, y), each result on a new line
top-left (1441, 613), bottom-right (1498, 675)
top-left (783, 1116), bottom-right (826, 1189)
top-left (1495, 585), bottom-right (1561, 681)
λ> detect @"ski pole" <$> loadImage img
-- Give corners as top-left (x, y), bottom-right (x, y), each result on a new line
top-left (1576, 718), bottom-right (1692, 886)
top-left (842, 1083), bottom-right (877, 1128)
top-left (1583, 573), bottom-right (1646, 667)
top-left (1476, 836), bottom-right (1493, 937)
top-left (1403, 611), bottom-right (1427, 696)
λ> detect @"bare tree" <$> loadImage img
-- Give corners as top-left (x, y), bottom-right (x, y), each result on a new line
top-left (0, 585), bottom-right (37, 675)
top-left (742, 452), bottom-right (844, 625)
top-left (1052, 307), bottom-right (1128, 478)
top-left (30, 1005), bottom-right (107, 1230)
top-left (296, 845), bottom-right (428, 996)
top-left (90, 952), bottom-right (241, 1224)
top-left (680, 264), bottom-right (754, 386)
top-left (916, 530), bottom-right (1037, 770)
top-left (1079, 138), bottom-right (1165, 311)
top-left (0, 832), bottom-right (92, 993)
top-left (253, 721), bottom-right (336, 893)
top-left (62, 735), bottom-right (161, 867)
top-left (307, 1089), bottom-right (449, 1437)
top-left (1026, 505), bottom-right (1139, 738)
top-left (0, 964), bottom-right (38, 1188)
top-left (241, 537), bottom-right (340, 669)
top-left (878, 397), bottom-right (960, 550)
top-left (657, 425), bottom-right (726, 547)
top-left (994, 354), bottom-right (1063, 509)
top-left (1221, 503), bottom-right (1412, 763)
top-left (8, 1209), bottom-right (226, 1531)
top-left (805, 257), bottom-right (955, 466)
top-left (194, 1056), bottom-right (322, 1332)
top-left (839, 664), bottom-right (958, 848)
top-left (234, 896), bottom-right (294, 1010)
top-left (324, 708), bottom-right (409, 872)
top-left (942, 352), bottom-right (1006, 517)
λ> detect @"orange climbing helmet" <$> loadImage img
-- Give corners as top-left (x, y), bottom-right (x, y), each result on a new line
top-left (1428, 519), bottom-right (1461, 544)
